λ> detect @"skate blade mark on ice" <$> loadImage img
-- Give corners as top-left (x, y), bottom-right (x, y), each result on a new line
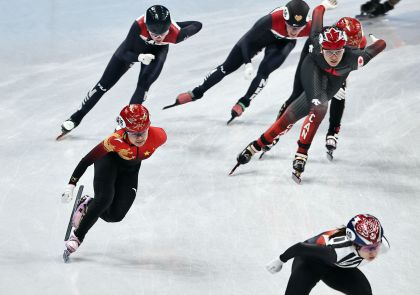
top-left (63, 185), bottom-right (84, 263)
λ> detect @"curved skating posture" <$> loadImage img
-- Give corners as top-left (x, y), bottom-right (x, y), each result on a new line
top-left (266, 214), bottom-right (390, 295)
top-left (271, 17), bottom-right (367, 161)
top-left (233, 4), bottom-right (386, 182)
top-left (360, 0), bottom-right (400, 18)
top-left (61, 104), bottom-right (166, 259)
top-left (59, 5), bottom-right (201, 138)
top-left (165, 0), bottom-right (338, 123)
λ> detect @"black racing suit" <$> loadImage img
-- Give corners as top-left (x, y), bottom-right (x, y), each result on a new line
top-left (70, 19), bottom-right (202, 125)
top-left (190, 8), bottom-right (310, 108)
top-left (278, 229), bottom-right (390, 295)
top-left (256, 6), bottom-right (386, 156)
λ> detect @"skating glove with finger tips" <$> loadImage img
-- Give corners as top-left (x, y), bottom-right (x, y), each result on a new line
top-left (138, 53), bottom-right (155, 65)
top-left (243, 63), bottom-right (254, 80)
top-left (61, 184), bottom-right (76, 203)
top-left (321, 0), bottom-right (338, 10)
top-left (266, 257), bottom-right (284, 274)
top-left (369, 34), bottom-right (379, 42)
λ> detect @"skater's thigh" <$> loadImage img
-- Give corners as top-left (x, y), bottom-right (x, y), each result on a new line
top-left (283, 92), bottom-right (310, 123)
top-left (322, 267), bottom-right (372, 295)
top-left (93, 154), bottom-right (119, 207)
top-left (138, 46), bottom-right (168, 86)
top-left (220, 45), bottom-right (246, 74)
top-left (98, 55), bottom-right (132, 89)
top-left (259, 41), bottom-right (295, 75)
top-left (105, 164), bottom-right (140, 221)
top-left (285, 257), bottom-right (326, 295)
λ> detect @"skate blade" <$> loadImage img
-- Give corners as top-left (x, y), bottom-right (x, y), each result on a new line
top-left (63, 249), bottom-right (71, 263)
top-left (162, 101), bottom-right (180, 110)
top-left (292, 171), bottom-right (302, 184)
top-left (228, 163), bottom-right (240, 175)
top-left (226, 116), bottom-right (236, 125)
top-left (259, 151), bottom-right (266, 159)
top-left (56, 131), bottom-right (70, 141)
top-left (326, 150), bottom-right (334, 161)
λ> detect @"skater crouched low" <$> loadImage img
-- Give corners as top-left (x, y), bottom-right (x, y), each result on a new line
top-left (266, 214), bottom-right (390, 294)
top-left (61, 104), bottom-right (166, 259)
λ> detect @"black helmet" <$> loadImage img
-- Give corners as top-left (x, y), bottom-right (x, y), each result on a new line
top-left (145, 5), bottom-right (171, 34)
top-left (284, 0), bottom-right (310, 27)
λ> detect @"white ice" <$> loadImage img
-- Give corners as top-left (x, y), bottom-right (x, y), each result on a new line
top-left (0, 0), bottom-right (419, 294)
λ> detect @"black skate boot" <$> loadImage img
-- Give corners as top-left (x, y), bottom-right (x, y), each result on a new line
top-left (228, 97), bottom-right (250, 124)
top-left (325, 134), bottom-right (338, 161)
top-left (259, 137), bottom-right (280, 159)
top-left (229, 141), bottom-right (261, 175)
top-left (292, 153), bottom-right (308, 184)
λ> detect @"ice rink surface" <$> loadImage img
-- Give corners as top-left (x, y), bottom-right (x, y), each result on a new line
top-left (1, 0), bottom-right (419, 294)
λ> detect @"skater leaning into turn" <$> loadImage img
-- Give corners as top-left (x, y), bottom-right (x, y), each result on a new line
top-left (165, 0), bottom-right (338, 124)
top-left (359, 0), bottom-right (400, 18)
top-left (61, 104), bottom-right (166, 260)
top-left (59, 5), bottom-right (201, 139)
top-left (232, 3), bottom-right (386, 182)
top-left (268, 16), bottom-right (367, 161)
top-left (266, 214), bottom-right (390, 295)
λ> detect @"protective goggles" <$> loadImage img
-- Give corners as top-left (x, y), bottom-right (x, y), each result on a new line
top-left (126, 129), bottom-right (149, 137)
top-left (358, 242), bottom-right (381, 252)
top-left (323, 48), bottom-right (345, 57)
top-left (149, 31), bottom-right (169, 39)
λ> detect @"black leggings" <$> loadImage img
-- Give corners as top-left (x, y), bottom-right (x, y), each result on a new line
top-left (285, 257), bottom-right (372, 295)
top-left (71, 50), bottom-right (167, 123)
top-left (238, 41), bottom-right (295, 107)
top-left (74, 153), bottom-right (141, 241)
top-left (192, 45), bottom-right (246, 99)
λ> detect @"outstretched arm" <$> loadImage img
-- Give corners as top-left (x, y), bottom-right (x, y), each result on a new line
top-left (280, 242), bottom-right (337, 264)
top-left (358, 34), bottom-right (386, 67)
top-left (175, 21), bottom-right (203, 43)
top-left (68, 143), bottom-right (108, 185)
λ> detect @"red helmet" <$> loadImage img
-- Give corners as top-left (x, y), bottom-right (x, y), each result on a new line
top-left (319, 26), bottom-right (347, 50)
top-left (117, 104), bottom-right (150, 132)
top-left (336, 17), bottom-right (364, 48)
top-left (346, 214), bottom-right (384, 246)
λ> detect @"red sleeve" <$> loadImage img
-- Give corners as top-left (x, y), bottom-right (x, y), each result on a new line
top-left (310, 5), bottom-right (326, 37)
top-left (359, 36), bottom-right (367, 49)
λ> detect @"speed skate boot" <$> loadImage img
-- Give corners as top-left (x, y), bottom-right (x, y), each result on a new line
top-left (177, 91), bottom-right (194, 105)
top-left (237, 141), bottom-right (261, 165)
top-left (228, 97), bottom-right (251, 124)
top-left (292, 153), bottom-right (308, 184)
top-left (57, 116), bottom-right (81, 140)
top-left (163, 91), bottom-right (197, 110)
top-left (259, 137), bottom-right (280, 159)
top-left (325, 134), bottom-right (338, 161)
top-left (229, 141), bottom-right (261, 175)
top-left (63, 229), bottom-right (82, 262)
top-left (72, 195), bottom-right (93, 229)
